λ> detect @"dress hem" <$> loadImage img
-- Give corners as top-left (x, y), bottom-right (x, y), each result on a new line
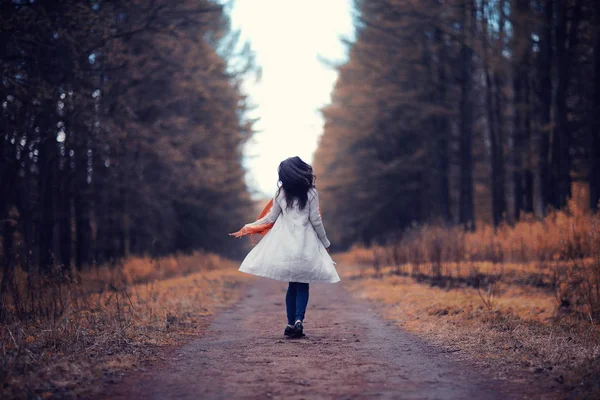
top-left (238, 268), bottom-right (341, 284)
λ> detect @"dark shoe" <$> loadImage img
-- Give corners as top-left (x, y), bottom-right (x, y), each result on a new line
top-left (292, 320), bottom-right (304, 338)
top-left (284, 325), bottom-right (295, 337)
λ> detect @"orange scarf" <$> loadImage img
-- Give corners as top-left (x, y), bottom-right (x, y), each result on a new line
top-left (230, 199), bottom-right (275, 239)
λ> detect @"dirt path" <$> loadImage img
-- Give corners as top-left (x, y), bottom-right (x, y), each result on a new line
top-left (107, 278), bottom-right (542, 399)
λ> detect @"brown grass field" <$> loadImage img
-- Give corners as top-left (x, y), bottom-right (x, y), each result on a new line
top-left (0, 253), bottom-right (249, 399)
top-left (337, 200), bottom-right (600, 398)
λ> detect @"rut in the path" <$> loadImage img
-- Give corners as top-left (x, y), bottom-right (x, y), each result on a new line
top-left (106, 278), bottom-right (540, 400)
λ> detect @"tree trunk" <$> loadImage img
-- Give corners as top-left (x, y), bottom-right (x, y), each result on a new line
top-left (0, 149), bottom-right (17, 321)
top-left (513, 68), bottom-right (523, 221)
top-left (522, 61), bottom-right (534, 214)
top-left (511, 0), bottom-right (532, 220)
top-left (551, 0), bottom-right (570, 209)
top-left (434, 28), bottom-right (451, 223)
top-left (0, 213), bottom-right (16, 322)
top-left (536, 0), bottom-right (554, 214)
top-left (74, 192), bottom-right (91, 270)
top-left (482, 1), bottom-right (506, 227)
top-left (121, 184), bottom-right (130, 258)
top-left (21, 166), bottom-right (35, 268)
top-left (58, 176), bottom-right (72, 272)
top-left (591, 2), bottom-right (600, 211)
top-left (486, 67), bottom-right (502, 227)
top-left (437, 131), bottom-right (451, 223)
top-left (74, 141), bottom-right (91, 271)
top-left (493, 70), bottom-right (507, 226)
top-left (39, 134), bottom-right (56, 273)
top-left (459, 0), bottom-right (475, 230)
top-left (551, 0), bottom-right (581, 209)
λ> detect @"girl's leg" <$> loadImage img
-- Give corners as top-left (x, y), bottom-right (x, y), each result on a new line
top-left (295, 283), bottom-right (310, 323)
top-left (286, 282), bottom-right (297, 326)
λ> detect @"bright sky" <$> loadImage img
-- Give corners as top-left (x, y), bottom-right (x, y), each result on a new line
top-left (229, 0), bottom-right (355, 198)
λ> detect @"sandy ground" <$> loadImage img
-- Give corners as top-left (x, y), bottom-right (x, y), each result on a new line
top-left (104, 278), bottom-right (553, 399)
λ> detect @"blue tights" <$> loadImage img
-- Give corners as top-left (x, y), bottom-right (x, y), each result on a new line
top-left (286, 282), bottom-right (309, 325)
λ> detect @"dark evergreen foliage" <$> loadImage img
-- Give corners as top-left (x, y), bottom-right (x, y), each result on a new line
top-left (315, 0), bottom-right (600, 248)
top-left (0, 0), bottom-right (254, 280)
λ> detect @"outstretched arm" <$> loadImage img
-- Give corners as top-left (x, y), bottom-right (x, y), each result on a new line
top-left (308, 189), bottom-right (331, 248)
top-left (230, 197), bottom-right (282, 238)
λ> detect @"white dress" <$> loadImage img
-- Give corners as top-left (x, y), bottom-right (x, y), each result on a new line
top-left (238, 188), bottom-right (340, 284)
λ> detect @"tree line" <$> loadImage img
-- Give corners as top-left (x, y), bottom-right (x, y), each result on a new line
top-left (314, 0), bottom-right (600, 248)
top-left (0, 0), bottom-right (254, 285)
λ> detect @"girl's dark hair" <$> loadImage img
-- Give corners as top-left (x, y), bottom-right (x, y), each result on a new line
top-left (276, 156), bottom-right (315, 210)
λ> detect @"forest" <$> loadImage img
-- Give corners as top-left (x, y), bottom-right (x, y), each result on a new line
top-left (0, 0), bottom-right (253, 290)
top-left (315, 0), bottom-right (600, 248)
top-left (315, 2), bottom-right (600, 392)
top-left (0, 4), bottom-right (257, 392)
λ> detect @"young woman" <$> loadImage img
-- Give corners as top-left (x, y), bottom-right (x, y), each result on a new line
top-left (230, 156), bottom-right (340, 338)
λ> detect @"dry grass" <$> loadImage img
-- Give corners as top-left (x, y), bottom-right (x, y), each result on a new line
top-left (362, 206), bottom-right (595, 265)
top-left (342, 267), bottom-right (599, 397)
top-left (0, 252), bottom-right (249, 399)
top-left (338, 200), bottom-right (600, 398)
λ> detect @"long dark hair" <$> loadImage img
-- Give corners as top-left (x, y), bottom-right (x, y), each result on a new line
top-left (276, 156), bottom-right (315, 210)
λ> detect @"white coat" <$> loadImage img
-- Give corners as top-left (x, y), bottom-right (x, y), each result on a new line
top-left (238, 188), bottom-right (340, 284)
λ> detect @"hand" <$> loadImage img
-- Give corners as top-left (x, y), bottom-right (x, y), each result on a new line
top-left (229, 225), bottom-right (250, 238)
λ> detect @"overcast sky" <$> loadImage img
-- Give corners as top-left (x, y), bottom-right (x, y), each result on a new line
top-left (229, 0), bottom-right (355, 198)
